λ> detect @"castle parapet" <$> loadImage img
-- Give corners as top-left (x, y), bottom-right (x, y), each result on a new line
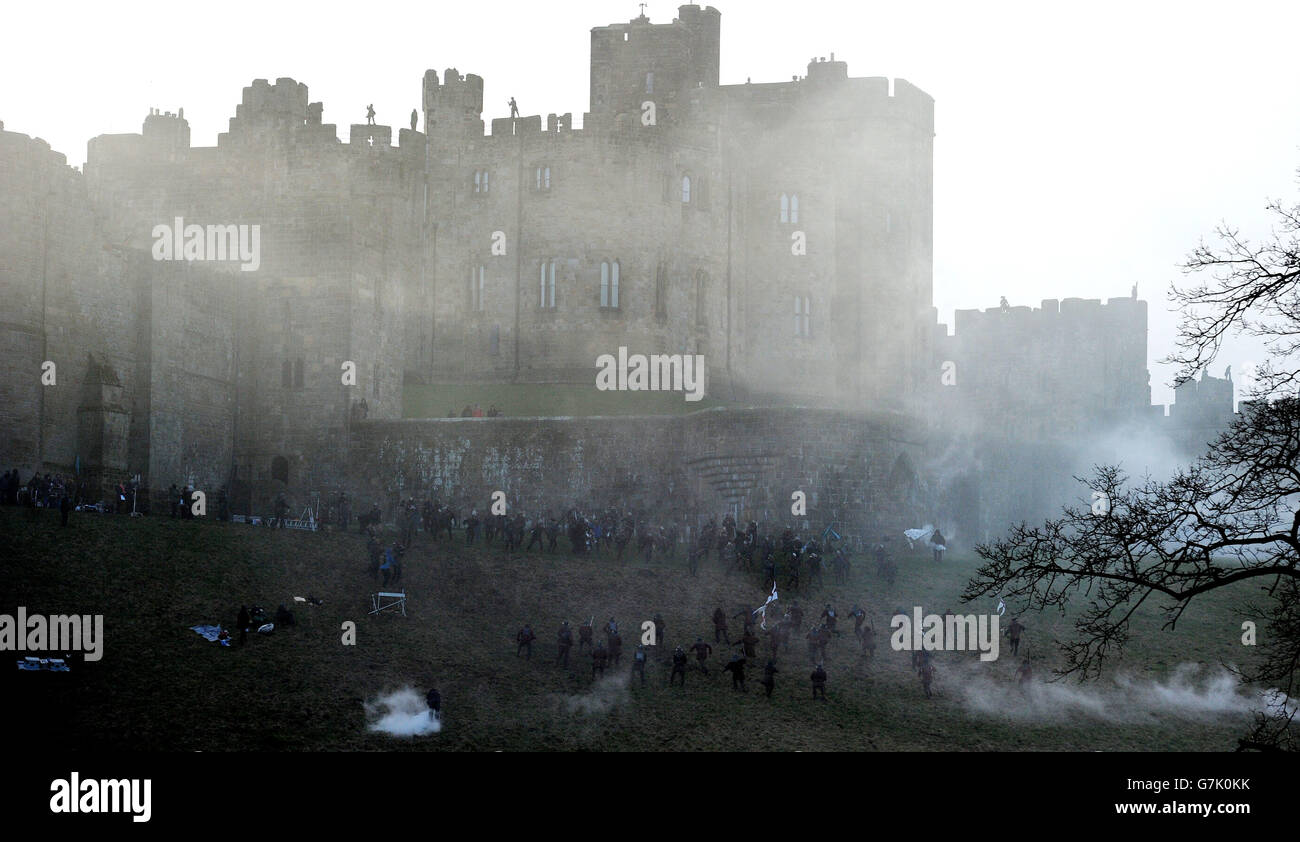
top-left (349, 124), bottom-right (392, 149)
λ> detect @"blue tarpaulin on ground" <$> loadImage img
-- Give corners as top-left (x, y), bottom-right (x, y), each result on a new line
top-left (191, 624), bottom-right (222, 642)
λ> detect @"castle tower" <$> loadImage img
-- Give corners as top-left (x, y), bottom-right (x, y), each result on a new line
top-left (422, 68), bottom-right (484, 147)
top-left (142, 108), bottom-right (190, 157)
top-left (221, 78), bottom-right (309, 146)
top-left (588, 4), bottom-right (721, 129)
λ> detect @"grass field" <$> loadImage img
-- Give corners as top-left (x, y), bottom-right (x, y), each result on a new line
top-left (403, 383), bottom-right (738, 418)
top-left (1, 507), bottom-right (1266, 751)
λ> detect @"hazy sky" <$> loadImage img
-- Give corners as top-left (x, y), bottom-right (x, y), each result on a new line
top-left (6, 0), bottom-right (1298, 405)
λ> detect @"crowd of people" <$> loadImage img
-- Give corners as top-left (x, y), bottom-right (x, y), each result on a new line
top-left (447, 404), bottom-right (504, 418)
top-left (339, 494), bottom-right (1031, 704)
top-left (5, 466), bottom-right (1032, 708)
top-left (1, 468), bottom-right (241, 525)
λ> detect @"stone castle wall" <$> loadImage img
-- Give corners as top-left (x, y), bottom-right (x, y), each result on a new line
top-left (344, 407), bottom-right (934, 540)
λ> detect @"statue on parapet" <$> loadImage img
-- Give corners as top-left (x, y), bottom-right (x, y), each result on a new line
top-left (508, 97), bottom-right (519, 119)
top-left (999, 296), bottom-right (1009, 312)
top-left (366, 104), bottom-right (376, 125)
top-left (410, 109), bottom-right (418, 131)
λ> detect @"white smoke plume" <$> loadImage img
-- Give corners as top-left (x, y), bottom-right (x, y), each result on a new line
top-left (365, 686), bottom-right (442, 736)
top-left (952, 661), bottom-right (1282, 723)
top-left (554, 671), bottom-right (629, 715)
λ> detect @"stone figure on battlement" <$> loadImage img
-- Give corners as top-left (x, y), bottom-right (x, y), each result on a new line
top-left (410, 109), bottom-right (418, 131)
top-left (508, 97), bottom-right (519, 119)
top-left (366, 104), bottom-right (376, 125)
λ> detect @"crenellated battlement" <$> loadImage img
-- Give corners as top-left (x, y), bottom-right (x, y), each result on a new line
top-left (484, 113), bottom-right (584, 140)
top-left (952, 295), bottom-right (1146, 335)
top-left (710, 70), bottom-right (933, 135)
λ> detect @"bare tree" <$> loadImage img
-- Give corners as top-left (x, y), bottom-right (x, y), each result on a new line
top-left (1169, 172), bottom-right (1300, 398)
top-left (966, 173), bottom-right (1300, 750)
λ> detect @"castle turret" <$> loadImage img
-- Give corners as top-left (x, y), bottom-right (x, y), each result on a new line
top-left (588, 4), bottom-right (720, 129)
top-left (142, 108), bottom-right (190, 157)
top-left (422, 68), bottom-right (485, 146)
top-left (221, 78), bottom-right (309, 146)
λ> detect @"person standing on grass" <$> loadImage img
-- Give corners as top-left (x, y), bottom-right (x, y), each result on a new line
top-left (713, 606), bottom-right (730, 644)
top-left (931, 528), bottom-right (946, 563)
top-left (1007, 618), bottom-right (1025, 656)
top-left (669, 646), bottom-right (688, 686)
top-left (722, 654), bottom-right (748, 692)
top-left (811, 663), bottom-right (828, 700)
top-left (465, 509), bottom-right (480, 545)
top-left (556, 621), bottom-right (574, 668)
top-left (632, 644), bottom-right (647, 686)
top-left (761, 659), bottom-right (779, 698)
top-left (690, 637), bottom-right (713, 674)
top-left (516, 624), bottom-right (536, 659)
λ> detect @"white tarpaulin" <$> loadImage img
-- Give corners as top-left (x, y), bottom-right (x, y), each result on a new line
top-left (904, 525), bottom-right (946, 551)
top-left (903, 525), bottom-right (933, 547)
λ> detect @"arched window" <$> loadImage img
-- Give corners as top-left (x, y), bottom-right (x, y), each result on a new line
top-left (471, 265), bottom-right (485, 311)
top-left (271, 455), bottom-right (289, 485)
top-left (780, 193), bottom-right (789, 223)
top-left (539, 259), bottom-right (556, 308)
top-left (535, 165), bottom-right (551, 191)
top-left (681, 175), bottom-right (691, 203)
top-left (600, 260), bottom-right (620, 309)
top-left (472, 169), bottom-right (489, 194)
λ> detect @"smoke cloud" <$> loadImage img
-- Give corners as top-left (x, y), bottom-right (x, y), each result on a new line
top-left (365, 686), bottom-right (442, 737)
top-left (952, 661), bottom-right (1283, 723)
top-left (554, 672), bottom-right (630, 715)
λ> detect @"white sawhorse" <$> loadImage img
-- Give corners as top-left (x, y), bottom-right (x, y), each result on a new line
top-left (370, 590), bottom-right (407, 617)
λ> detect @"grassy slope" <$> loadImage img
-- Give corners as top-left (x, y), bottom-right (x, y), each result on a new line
top-left (1, 507), bottom-right (1260, 751)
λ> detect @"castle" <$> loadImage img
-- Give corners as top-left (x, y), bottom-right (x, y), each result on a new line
top-left (0, 5), bottom-right (1230, 534)
top-left (0, 5), bottom-right (938, 508)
